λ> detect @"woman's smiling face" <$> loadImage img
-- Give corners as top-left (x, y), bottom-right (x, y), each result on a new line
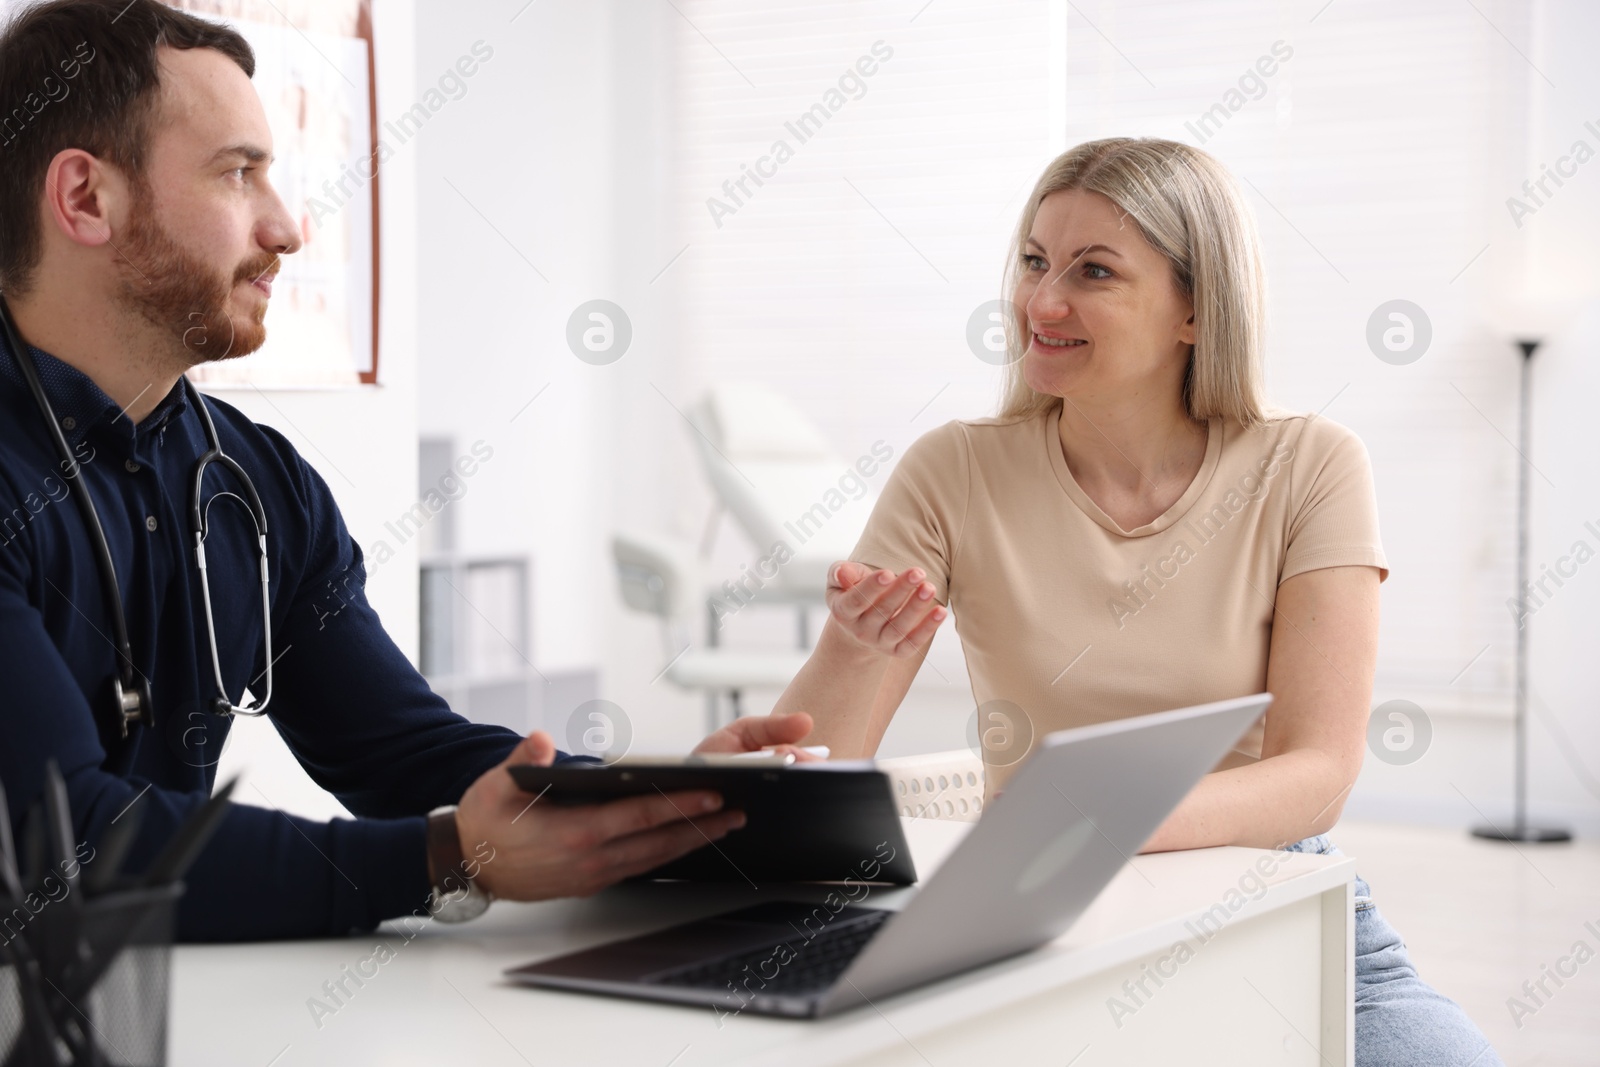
top-left (1012, 188), bottom-right (1196, 406)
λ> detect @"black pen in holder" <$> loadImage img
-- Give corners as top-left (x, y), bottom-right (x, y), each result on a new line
top-left (0, 881), bottom-right (184, 1067)
top-left (0, 766), bottom-right (234, 1067)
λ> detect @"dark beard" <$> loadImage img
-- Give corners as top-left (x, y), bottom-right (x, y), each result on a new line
top-left (112, 185), bottom-right (279, 364)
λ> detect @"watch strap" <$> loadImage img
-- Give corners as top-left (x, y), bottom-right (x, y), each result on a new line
top-left (426, 806), bottom-right (470, 895)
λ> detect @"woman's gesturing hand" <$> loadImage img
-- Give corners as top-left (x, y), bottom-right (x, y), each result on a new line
top-left (826, 561), bottom-right (948, 658)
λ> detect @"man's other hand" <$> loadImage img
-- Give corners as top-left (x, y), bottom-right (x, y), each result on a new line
top-left (692, 712), bottom-right (819, 761)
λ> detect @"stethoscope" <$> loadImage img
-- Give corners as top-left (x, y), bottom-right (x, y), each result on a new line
top-left (0, 294), bottom-right (275, 739)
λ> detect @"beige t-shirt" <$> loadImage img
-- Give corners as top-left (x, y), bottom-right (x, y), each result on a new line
top-left (851, 400), bottom-right (1388, 790)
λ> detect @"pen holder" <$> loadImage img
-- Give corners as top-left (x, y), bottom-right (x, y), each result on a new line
top-left (0, 881), bottom-right (182, 1067)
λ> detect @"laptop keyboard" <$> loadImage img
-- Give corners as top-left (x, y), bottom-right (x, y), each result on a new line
top-left (648, 909), bottom-right (892, 995)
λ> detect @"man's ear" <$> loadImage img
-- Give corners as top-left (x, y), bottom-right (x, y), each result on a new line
top-left (42, 148), bottom-right (124, 251)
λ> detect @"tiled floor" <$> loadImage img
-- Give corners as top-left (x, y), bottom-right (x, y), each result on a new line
top-left (1330, 821), bottom-right (1600, 1067)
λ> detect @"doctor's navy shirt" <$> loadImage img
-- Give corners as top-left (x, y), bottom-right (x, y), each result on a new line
top-left (0, 329), bottom-right (575, 941)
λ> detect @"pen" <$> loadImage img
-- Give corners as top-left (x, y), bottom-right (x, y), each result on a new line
top-left (64, 776), bottom-right (240, 1007)
top-left (141, 774), bottom-right (238, 888)
top-left (42, 760), bottom-right (77, 898)
top-left (41, 761), bottom-right (80, 984)
top-left (85, 790), bottom-right (147, 896)
top-left (0, 780), bottom-right (22, 901)
top-left (728, 745), bottom-right (830, 760)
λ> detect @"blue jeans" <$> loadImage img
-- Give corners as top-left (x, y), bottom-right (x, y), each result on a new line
top-left (1283, 834), bottom-right (1503, 1067)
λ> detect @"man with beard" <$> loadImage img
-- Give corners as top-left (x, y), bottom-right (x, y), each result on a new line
top-left (0, 0), bottom-right (811, 941)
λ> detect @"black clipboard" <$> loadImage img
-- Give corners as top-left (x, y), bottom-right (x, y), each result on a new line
top-left (506, 762), bottom-right (916, 885)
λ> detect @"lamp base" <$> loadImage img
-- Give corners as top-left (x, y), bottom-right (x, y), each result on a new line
top-left (1470, 823), bottom-right (1572, 844)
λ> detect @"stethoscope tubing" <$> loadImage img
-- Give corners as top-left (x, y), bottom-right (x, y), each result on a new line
top-left (0, 293), bottom-right (273, 735)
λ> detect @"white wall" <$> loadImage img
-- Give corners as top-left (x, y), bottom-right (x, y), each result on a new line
top-left (414, 0), bottom-right (616, 676)
top-left (1340, 0), bottom-right (1600, 836)
top-left (1523, 0), bottom-right (1600, 832)
top-left (411, 0), bottom-right (738, 754)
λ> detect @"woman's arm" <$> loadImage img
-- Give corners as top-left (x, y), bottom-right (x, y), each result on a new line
top-left (772, 562), bottom-right (947, 758)
top-left (1139, 563), bottom-right (1380, 852)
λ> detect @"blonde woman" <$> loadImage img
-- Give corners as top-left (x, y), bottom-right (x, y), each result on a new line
top-left (772, 137), bottom-right (1500, 1065)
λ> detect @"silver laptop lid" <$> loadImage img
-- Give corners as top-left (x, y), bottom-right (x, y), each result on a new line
top-left (819, 692), bottom-right (1271, 1013)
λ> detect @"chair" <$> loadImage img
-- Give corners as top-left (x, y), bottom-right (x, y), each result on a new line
top-left (875, 750), bottom-right (987, 822)
top-left (612, 530), bottom-right (810, 734)
top-left (686, 383), bottom-right (870, 609)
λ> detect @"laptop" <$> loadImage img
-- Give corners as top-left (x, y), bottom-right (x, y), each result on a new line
top-left (504, 692), bottom-right (1271, 1019)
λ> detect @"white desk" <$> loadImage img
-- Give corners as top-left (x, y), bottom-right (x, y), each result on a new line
top-left (172, 820), bottom-right (1354, 1066)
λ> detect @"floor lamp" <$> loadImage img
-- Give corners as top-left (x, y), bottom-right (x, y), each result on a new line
top-left (1471, 332), bottom-right (1572, 844)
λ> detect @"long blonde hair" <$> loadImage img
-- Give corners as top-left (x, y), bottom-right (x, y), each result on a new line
top-left (998, 137), bottom-right (1272, 430)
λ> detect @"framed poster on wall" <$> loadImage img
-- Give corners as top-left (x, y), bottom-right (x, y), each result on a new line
top-left (0, 0), bottom-right (382, 387)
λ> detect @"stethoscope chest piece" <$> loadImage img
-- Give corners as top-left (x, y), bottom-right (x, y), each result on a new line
top-left (111, 673), bottom-right (155, 738)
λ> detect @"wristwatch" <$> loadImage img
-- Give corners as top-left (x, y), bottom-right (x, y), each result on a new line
top-left (425, 806), bottom-right (491, 923)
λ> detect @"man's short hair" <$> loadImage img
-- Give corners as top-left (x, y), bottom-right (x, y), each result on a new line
top-left (0, 0), bottom-right (254, 295)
